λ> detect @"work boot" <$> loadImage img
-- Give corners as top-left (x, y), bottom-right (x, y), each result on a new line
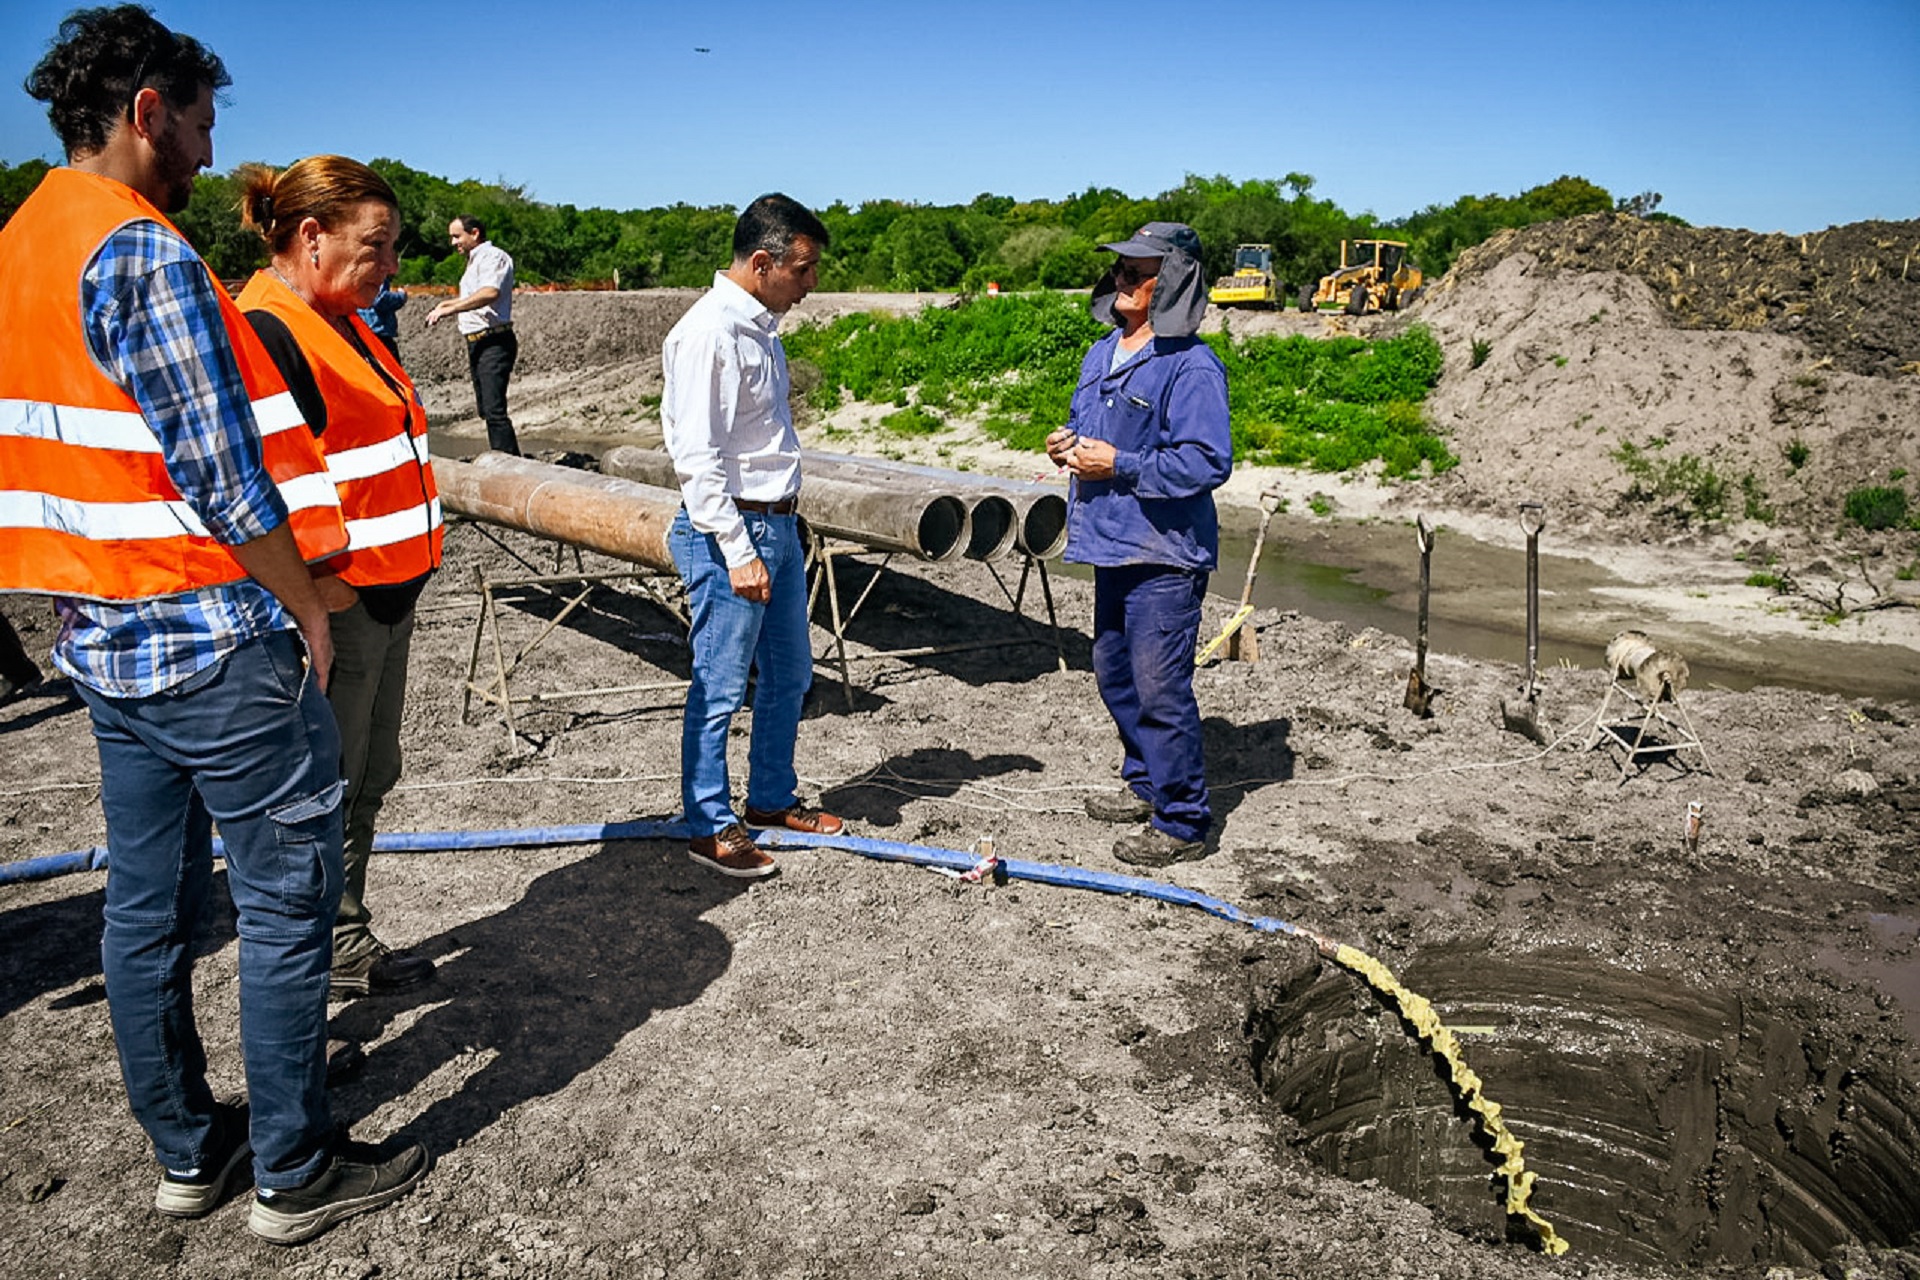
top-left (326, 1037), bottom-right (366, 1085)
top-left (248, 1136), bottom-right (429, 1246)
top-left (688, 823), bottom-right (778, 878)
top-left (1114, 825), bottom-right (1207, 868)
top-left (743, 802), bottom-right (844, 835)
top-left (1084, 788), bottom-right (1152, 824)
top-left (330, 941), bottom-right (434, 998)
top-left (154, 1100), bottom-right (252, 1218)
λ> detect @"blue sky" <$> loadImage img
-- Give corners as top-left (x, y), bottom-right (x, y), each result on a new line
top-left (3, 0), bottom-right (1916, 234)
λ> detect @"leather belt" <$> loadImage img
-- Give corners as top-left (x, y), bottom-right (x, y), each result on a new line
top-left (464, 323), bottom-right (513, 344)
top-left (734, 496), bottom-right (797, 515)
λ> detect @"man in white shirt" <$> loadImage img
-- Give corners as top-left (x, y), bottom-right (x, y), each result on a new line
top-left (663, 193), bottom-right (844, 878)
top-left (425, 215), bottom-right (518, 454)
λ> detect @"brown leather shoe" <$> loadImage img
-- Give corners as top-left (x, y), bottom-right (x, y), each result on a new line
top-left (743, 803), bottom-right (844, 835)
top-left (688, 823), bottom-right (778, 878)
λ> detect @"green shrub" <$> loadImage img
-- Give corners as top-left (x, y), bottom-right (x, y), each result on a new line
top-left (1844, 486), bottom-right (1909, 530)
top-left (788, 298), bottom-right (1454, 478)
top-left (1740, 472), bottom-right (1773, 523)
top-left (1470, 338), bottom-right (1492, 369)
top-left (878, 405), bottom-right (944, 436)
top-left (1783, 437), bottom-right (1810, 471)
top-left (1745, 572), bottom-right (1784, 589)
top-left (1613, 441), bottom-right (1728, 522)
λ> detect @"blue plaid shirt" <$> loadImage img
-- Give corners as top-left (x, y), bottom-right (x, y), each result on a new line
top-left (52, 218), bottom-right (295, 698)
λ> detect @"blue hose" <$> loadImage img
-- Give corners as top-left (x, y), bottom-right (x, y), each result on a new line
top-left (0, 822), bottom-right (1324, 947)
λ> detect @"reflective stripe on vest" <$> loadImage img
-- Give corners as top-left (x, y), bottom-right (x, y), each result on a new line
top-left (235, 270), bottom-right (442, 587)
top-left (0, 169), bottom-right (346, 602)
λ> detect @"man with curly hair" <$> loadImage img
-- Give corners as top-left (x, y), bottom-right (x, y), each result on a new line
top-left (1, 4), bottom-right (426, 1245)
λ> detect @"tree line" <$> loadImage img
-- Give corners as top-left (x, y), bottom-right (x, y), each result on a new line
top-left (0, 157), bottom-right (1677, 292)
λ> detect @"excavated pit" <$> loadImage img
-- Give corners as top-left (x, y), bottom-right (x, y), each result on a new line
top-left (1249, 944), bottom-right (1920, 1267)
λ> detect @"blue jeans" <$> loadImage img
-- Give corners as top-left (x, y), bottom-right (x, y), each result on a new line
top-left (76, 629), bottom-right (344, 1190)
top-left (670, 507), bottom-right (811, 835)
top-left (1091, 565), bottom-right (1212, 843)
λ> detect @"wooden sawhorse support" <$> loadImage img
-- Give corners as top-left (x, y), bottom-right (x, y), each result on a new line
top-left (806, 540), bottom-right (1067, 708)
top-left (1583, 678), bottom-right (1713, 783)
top-left (456, 524), bottom-right (691, 752)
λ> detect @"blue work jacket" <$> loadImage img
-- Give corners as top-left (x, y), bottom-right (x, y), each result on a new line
top-left (1062, 330), bottom-right (1232, 571)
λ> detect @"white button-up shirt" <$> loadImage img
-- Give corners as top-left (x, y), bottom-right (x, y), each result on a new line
top-left (455, 241), bottom-right (514, 333)
top-left (661, 272), bottom-right (803, 568)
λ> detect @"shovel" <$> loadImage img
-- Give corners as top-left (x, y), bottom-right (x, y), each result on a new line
top-left (1403, 515), bottom-right (1437, 717)
top-left (1199, 486), bottom-right (1284, 665)
top-left (1499, 502), bottom-right (1548, 744)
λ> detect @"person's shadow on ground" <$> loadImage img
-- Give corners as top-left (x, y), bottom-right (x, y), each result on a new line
top-left (818, 745), bottom-right (1046, 828)
top-left (0, 867), bottom-right (245, 1022)
top-left (1208, 714), bottom-right (1293, 827)
top-left (327, 839), bottom-right (741, 1156)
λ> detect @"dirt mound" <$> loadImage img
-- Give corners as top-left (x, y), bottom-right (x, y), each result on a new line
top-left (1403, 219), bottom-right (1920, 568)
top-left (1437, 213), bottom-right (1920, 379)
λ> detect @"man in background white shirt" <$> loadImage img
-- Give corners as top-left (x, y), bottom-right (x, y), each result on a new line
top-left (425, 214), bottom-right (518, 454)
top-left (662, 193), bottom-right (844, 878)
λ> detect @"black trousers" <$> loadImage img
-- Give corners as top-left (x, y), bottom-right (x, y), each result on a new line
top-left (467, 329), bottom-right (520, 455)
top-left (0, 614), bottom-right (43, 688)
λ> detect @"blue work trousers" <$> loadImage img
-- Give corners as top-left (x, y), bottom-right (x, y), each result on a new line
top-left (76, 629), bottom-right (343, 1190)
top-left (669, 508), bottom-right (811, 835)
top-left (1091, 564), bottom-right (1212, 843)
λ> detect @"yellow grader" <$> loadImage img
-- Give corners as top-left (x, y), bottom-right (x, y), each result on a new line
top-left (1300, 239), bottom-right (1425, 314)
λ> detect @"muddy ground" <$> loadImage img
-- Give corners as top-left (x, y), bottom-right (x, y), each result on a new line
top-left (2, 218), bottom-right (1919, 1278)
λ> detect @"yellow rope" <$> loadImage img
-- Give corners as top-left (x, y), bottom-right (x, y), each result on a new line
top-left (1332, 943), bottom-right (1570, 1256)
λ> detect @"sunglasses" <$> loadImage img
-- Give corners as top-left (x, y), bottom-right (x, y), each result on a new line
top-left (1111, 259), bottom-right (1159, 287)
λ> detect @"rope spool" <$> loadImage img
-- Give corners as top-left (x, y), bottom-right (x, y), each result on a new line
top-left (1605, 630), bottom-right (1690, 701)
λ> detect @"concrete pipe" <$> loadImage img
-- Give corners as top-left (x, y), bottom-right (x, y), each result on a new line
top-left (601, 445), bottom-right (970, 562)
top-left (807, 450), bottom-right (1068, 560)
top-left (792, 452), bottom-right (1016, 562)
top-left (433, 455), bottom-right (681, 572)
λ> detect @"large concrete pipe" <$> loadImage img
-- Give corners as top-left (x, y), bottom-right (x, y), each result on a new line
top-left (794, 452), bottom-right (1017, 562)
top-left (433, 455), bottom-right (682, 572)
top-left (807, 450), bottom-right (1068, 560)
top-left (601, 445), bottom-right (970, 562)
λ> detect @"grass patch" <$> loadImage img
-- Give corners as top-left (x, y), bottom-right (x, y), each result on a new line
top-left (1783, 437), bottom-right (1809, 471)
top-left (1745, 572), bottom-right (1785, 589)
top-left (1613, 440), bottom-right (1729, 522)
top-left (1844, 486), bottom-right (1909, 531)
top-left (785, 293), bottom-right (1455, 477)
top-left (878, 405), bottom-right (944, 436)
top-left (1469, 338), bottom-right (1492, 369)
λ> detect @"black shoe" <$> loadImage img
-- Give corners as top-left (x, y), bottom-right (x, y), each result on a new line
top-left (248, 1136), bottom-right (429, 1246)
top-left (1084, 788), bottom-right (1153, 824)
top-left (326, 1037), bottom-right (366, 1085)
top-left (1114, 825), bottom-right (1207, 868)
top-left (155, 1101), bottom-right (251, 1218)
top-left (330, 943), bottom-right (433, 998)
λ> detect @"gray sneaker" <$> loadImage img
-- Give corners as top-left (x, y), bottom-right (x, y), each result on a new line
top-left (249, 1137), bottom-right (429, 1246)
top-left (154, 1100), bottom-right (251, 1218)
top-left (1084, 788), bottom-right (1153, 824)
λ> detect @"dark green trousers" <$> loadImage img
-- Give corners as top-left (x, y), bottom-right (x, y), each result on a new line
top-left (326, 599), bottom-right (415, 966)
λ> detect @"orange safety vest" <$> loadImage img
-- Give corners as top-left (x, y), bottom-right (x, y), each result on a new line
top-left (0, 168), bottom-right (346, 603)
top-left (237, 271), bottom-right (443, 588)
